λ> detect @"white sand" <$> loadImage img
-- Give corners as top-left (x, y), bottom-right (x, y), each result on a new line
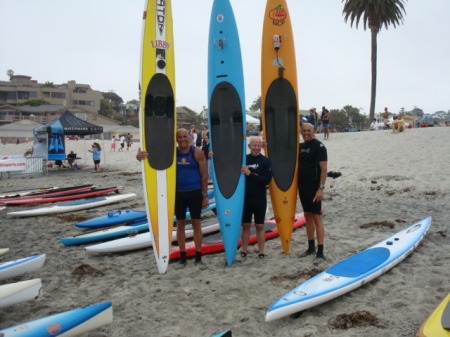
top-left (0, 127), bottom-right (449, 336)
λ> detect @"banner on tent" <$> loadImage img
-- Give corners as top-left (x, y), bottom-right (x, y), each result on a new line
top-left (48, 134), bottom-right (66, 160)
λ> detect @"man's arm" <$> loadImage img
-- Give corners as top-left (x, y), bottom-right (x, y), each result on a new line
top-left (313, 160), bottom-right (327, 202)
top-left (195, 148), bottom-right (209, 207)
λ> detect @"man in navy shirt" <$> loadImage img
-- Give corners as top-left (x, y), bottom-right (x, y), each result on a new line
top-left (240, 137), bottom-right (273, 259)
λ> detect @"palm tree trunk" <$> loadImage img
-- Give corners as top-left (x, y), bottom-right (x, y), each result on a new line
top-left (369, 28), bottom-right (377, 120)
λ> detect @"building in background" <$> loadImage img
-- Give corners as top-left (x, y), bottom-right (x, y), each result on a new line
top-left (0, 75), bottom-right (103, 114)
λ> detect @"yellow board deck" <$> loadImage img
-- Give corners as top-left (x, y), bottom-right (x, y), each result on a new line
top-left (261, 0), bottom-right (299, 255)
top-left (417, 293), bottom-right (450, 337)
top-left (139, 0), bottom-right (176, 274)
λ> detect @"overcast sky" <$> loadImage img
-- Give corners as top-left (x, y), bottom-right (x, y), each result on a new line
top-left (1, 0), bottom-right (449, 115)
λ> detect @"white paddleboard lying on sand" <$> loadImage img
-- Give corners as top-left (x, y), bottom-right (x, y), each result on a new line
top-left (7, 194), bottom-right (137, 217)
top-left (0, 254), bottom-right (46, 281)
top-left (85, 218), bottom-right (221, 254)
top-left (265, 217), bottom-right (431, 322)
top-left (0, 248), bottom-right (10, 257)
top-left (0, 278), bottom-right (42, 309)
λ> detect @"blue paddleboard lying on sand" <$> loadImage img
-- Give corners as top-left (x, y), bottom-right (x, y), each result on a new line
top-left (265, 217), bottom-right (431, 322)
top-left (211, 331), bottom-right (232, 337)
top-left (75, 190), bottom-right (215, 228)
top-left (0, 301), bottom-right (113, 336)
top-left (60, 221), bottom-right (149, 246)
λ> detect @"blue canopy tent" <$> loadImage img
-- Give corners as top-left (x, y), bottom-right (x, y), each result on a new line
top-left (33, 110), bottom-right (103, 160)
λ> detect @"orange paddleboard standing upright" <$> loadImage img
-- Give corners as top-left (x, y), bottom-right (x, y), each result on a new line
top-left (261, 0), bottom-right (299, 255)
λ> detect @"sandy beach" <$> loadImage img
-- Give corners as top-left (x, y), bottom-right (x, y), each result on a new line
top-left (0, 127), bottom-right (449, 337)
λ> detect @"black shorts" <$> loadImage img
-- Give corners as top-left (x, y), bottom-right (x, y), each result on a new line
top-left (175, 190), bottom-right (202, 220)
top-left (94, 160), bottom-right (100, 164)
top-left (242, 198), bottom-right (267, 224)
top-left (299, 183), bottom-right (322, 215)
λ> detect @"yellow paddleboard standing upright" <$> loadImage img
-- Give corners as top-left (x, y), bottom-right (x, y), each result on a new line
top-left (261, 0), bottom-right (299, 255)
top-left (139, 0), bottom-right (176, 274)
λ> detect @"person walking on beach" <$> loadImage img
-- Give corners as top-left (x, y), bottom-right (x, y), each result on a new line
top-left (240, 136), bottom-right (273, 260)
top-left (119, 135), bottom-right (125, 152)
top-left (88, 142), bottom-right (102, 172)
top-left (308, 108), bottom-right (318, 133)
top-left (126, 133), bottom-right (133, 151)
top-left (382, 107), bottom-right (390, 129)
top-left (298, 123), bottom-right (327, 259)
top-left (110, 136), bottom-right (116, 152)
top-left (136, 128), bottom-right (209, 269)
top-left (321, 107), bottom-right (330, 139)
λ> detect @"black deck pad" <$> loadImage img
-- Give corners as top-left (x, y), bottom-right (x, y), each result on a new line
top-left (265, 77), bottom-right (298, 191)
top-left (145, 73), bottom-right (175, 170)
top-left (210, 81), bottom-right (244, 199)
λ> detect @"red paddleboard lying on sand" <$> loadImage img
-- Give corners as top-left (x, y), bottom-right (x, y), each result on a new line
top-left (0, 184), bottom-right (101, 202)
top-left (170, 212), bottom-right (306, 259)
top-left (2, 186), bottom-right (124, 205)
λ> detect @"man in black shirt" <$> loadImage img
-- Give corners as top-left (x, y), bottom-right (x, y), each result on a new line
top-left (240, 137), bottom-right (273, 259)
top-left (298, 123), bottom-right (328, 259)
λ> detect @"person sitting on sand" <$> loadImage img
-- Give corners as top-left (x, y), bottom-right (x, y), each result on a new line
top-left (368, 119), bottom-right (379, 131)
top-left (392, 114), bottom-right (405, 133)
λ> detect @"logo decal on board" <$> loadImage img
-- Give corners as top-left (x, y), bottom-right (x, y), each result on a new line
top-left (217, 14), bottom-right (224, 23)
top-left (156, 0), bottom-right (166, 35)
top-left (269, 5), bottom-right (287, 26)
top-left (151, 40), bottom-right (171, 50)
top-left (47, 322), bottom-right (62, 335)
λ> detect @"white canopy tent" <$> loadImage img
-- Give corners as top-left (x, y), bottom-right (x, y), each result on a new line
top-left (246, 114), bottom-right (260, 125)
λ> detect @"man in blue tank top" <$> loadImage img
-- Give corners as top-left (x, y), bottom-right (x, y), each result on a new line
top-left (137, 128), bottom-right (209, 269)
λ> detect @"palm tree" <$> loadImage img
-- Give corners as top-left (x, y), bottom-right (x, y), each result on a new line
top-left (342, 0), bottom-right (407, 120)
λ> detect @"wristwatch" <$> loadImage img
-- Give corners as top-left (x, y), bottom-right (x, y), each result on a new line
top-left (319, 185), bottom-right (325, 189)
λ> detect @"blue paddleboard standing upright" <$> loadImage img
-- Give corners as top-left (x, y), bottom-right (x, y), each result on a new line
top-left (208, 0), bottom-right (246, 266)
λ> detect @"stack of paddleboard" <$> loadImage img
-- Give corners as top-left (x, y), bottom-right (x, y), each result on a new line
top-left (61, 200), bottom-right (217, 249)
top-left (5, 184), bottom-right (137, 217)
top-left (0, 186), bottom-right (58, 199)
top-left (1, 185), bottom-right (127, 206)
top-left (0, 184), bottom-right (100, 204)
